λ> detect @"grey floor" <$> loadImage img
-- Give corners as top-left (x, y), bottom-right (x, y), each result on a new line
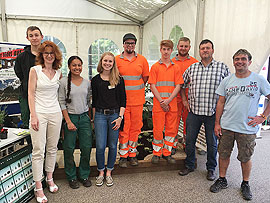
top-left (30, 131), bottom-right (270, 203)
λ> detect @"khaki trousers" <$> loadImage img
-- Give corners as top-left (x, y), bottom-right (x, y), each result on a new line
top-left (30, 112), bottom-right (62, 181)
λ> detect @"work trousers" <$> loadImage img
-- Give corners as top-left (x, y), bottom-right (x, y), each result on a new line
top-left (30, 112), bottom-right (62, 181)
top-left (19, 96), bottom-right (30, 129)
top-left (185, 112), bottom-right (217, 171)
top-left (173, 101), bottom-right (189, 148)
top-left (119, 105), bottom-right (143, 158)
top-left (152, 110), bottom-right (178, 156)
top-left (63, 112), bottom-right (92, 181)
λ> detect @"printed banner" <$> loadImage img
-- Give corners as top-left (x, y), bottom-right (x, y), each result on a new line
top-left (0, 43), bottom-right (26, 102)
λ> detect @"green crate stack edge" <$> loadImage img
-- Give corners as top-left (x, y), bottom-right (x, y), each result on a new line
top-left (0, 145), bottom-right (44, 203)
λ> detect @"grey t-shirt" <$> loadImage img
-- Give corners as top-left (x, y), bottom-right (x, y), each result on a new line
top-left (58, 77), bottom-right (91, 114)
top-left (216, 72), bottom-right (270, 134)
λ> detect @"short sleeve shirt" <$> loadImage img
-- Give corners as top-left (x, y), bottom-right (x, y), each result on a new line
top-left (216, 72), bottom-right (270, 134)
top-left (182, 59), bottom-right (230, 116)
top-left (116, 52), bottom-right (149, 106)
top-left (148, 60), bottom-right (184, 112)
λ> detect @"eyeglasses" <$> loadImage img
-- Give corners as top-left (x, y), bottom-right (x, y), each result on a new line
top-left (43, 52), bottom-right (55, 56)
top-left (124, 42), bottom-right (136, 46)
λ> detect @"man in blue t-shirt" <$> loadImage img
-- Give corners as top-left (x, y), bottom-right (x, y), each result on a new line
top-left (210, 49), bottom-right (270, 201)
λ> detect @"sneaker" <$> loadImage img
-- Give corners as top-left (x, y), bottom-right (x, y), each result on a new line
top-left (119, 158), bottom-right (128, 168)
top-left (69, 179), bottom-right (80, 189)
top-left (80, 178), bottom-right (92, 187)
top-left (129, 157), bottom-right (138, 166)
top-left (162, 155), bottom-right (176, 164)
top-left (178, 167), bottom-right (194, 176)
top-left (96, 176), bottom-right (104, 187)
top-left (210, 178), bottom-right (228, 193)
top-left (151, 155), bottom-right (160, 164)
top-left (207, 170), bottom-right (216, 181)
top-left (106, 176), bottom-right (114, 187)
top-left (241, 182), bottom-right (252, 200)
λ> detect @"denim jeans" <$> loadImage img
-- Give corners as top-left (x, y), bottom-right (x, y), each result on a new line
top-left (94, 112), bottom-right (119, 171)
top-left (185, 111), bottom-right (217, 171)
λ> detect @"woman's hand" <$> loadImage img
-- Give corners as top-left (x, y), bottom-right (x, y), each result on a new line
top-left (67, 121), bottom-right (77, 131)
top-left (111, 117), bottom-right (122, 130)
top-left (31, 115), bottom-right (39, 131)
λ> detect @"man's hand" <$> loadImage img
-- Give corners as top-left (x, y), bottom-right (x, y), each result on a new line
top-left (214, 123), bottom-right (222, 138)
top-left (160, 100), bottom-right (169, 112)
top-left (247, 116), bottom-right (265, 127)
top-left (182, 100), bottom-right (190, 112)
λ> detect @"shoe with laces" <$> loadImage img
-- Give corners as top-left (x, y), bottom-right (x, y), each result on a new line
top-left (129, 157), bottom-right (139, 166)
top-left (207, 170), bottom-right (216, 181)
top-left (178, 167), bottom-right (194, 176)
top-left (95, 176), bottom-right (104, 187)
top-left (210, 178), bottom-right (228, 193)
top-left (69, 179), bottom-right (80, 189)
top-left (119, 158), bottom-right (128, 168)
top-left (162, 155), bottom-right (176, 164)
top-left (241, 182), bottom-right (252, 200)
top-left (80, 178), bottom-right (92, 187)
top-left (106, 176), bottom-right (114, 187)
top-left (151, 155), bottom-right (160, 164)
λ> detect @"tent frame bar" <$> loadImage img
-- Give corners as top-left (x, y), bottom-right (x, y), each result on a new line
top-left (1, 0), bottom-right (8, 41)
top-left (143, 0), bottom-right (181, 25)
top-left (6, 14), bottom-right (140, 26)
top-left (86, 0), bottom-right (142, 25)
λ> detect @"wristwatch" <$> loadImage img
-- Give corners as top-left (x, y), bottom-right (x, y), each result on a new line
top-left (119, 115), bottom-right (124, 120)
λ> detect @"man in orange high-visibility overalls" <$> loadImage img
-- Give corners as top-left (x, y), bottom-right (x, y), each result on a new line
top-left (148, 40), bottom-right (183, 164)
top-left (171, 37), bottom-right (198, 153)
top-left (116, 33), bottom-right (149, 167)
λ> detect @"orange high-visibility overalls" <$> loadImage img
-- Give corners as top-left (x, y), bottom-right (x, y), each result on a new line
top-left (172, 55), bottom-right (198, 149)
top-left (148, 60), bottom-right (183, 156)
top-left (116, 53), bottom-right (149, 158)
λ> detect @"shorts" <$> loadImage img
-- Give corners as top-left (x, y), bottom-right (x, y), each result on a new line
top-left (218, 129), bottom-right (256, 163)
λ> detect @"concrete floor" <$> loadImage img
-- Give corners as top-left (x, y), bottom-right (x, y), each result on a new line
top-left (30, 131), bottom-right (270, 203)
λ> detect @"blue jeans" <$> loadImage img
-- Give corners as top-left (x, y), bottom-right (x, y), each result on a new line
top-left (185, 111), bottom-right (217, 171)
top-left (94, 112), bottom-right (119, 171)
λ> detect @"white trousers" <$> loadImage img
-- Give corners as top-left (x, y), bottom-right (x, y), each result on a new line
top-left (30, 112), bottom-right (62, 181)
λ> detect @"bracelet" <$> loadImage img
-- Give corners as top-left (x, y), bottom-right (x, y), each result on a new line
top-left (260, 114), bottom-right (267, 120)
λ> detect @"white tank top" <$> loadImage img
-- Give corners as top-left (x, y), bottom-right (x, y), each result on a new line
top-left (33, 65), bottom-right (61, 113)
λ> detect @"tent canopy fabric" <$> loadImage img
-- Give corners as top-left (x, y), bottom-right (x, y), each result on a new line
top-left (1, 0), bottom-right (270, 77)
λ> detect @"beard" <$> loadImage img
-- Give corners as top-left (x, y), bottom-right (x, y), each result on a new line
top-left (178, 52), bottom-right (188, 57)
top-left (126, 49), bottom-right (134, 54)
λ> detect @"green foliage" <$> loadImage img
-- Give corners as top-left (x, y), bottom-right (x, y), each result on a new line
top-left (0, 107), bottom-right (7, 125)
top-left (169, 25), bottom-right (184, 58)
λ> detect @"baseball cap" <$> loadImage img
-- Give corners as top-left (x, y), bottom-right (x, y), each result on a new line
top-left (123, 33), bottom-right (137, 44)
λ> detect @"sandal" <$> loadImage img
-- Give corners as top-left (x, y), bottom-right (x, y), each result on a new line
top-left (34, 188), bottom-right (48, 203)
top-left (46, 177), bottom-right (58, 193)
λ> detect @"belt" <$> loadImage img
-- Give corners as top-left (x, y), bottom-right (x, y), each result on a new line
top-left (95, 108), bottom-right (119, 115)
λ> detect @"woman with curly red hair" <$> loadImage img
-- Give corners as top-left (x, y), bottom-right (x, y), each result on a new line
top-left (28, 40), bottom-right (62, 202)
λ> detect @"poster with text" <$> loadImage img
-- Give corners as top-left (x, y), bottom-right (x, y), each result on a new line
top-left (0, 42), bottom-right (26, 102)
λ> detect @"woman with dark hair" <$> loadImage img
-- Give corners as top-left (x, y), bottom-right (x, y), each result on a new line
top-left (92, 52), bottom-right (126, 187)
top-left (28, 41), bottom-right (62, 203)
top-left (58, 56), bottom-right (92, 189)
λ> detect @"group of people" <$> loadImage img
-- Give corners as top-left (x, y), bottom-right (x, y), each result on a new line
top-left (14, 25), bottom-right (270, 202)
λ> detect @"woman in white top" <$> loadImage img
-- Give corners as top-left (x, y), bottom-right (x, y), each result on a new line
top-left (28, 41), bottom-right (62, 203)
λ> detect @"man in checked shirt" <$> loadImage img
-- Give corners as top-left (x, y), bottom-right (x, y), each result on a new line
top-left (178, 39), bottom-right (230, 181)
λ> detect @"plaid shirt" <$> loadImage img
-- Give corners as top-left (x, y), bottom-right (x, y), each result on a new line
top-left (182, 59), bottom-right (230, 116)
